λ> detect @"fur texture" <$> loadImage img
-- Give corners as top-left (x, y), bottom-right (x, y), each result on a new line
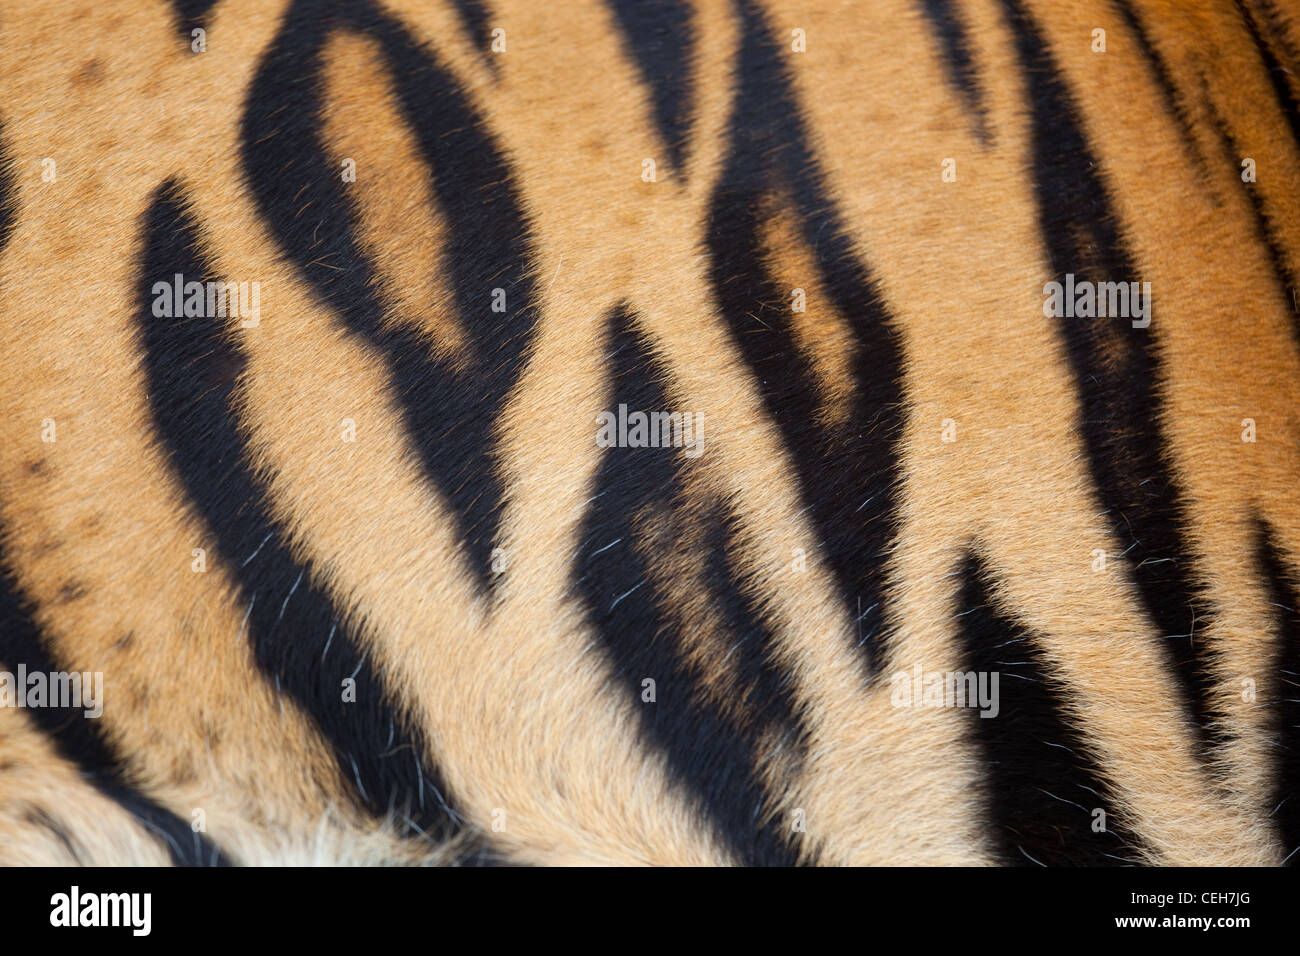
top-left (0, 0), bottom-right (1298, 865)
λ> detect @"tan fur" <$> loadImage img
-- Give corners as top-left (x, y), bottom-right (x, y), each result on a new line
top-left (0, 0), bottom-right (1297, 865)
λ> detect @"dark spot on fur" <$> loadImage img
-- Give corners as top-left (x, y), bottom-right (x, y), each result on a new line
top-left (55, 581), bottom-right (87, 604)
top-left (112, 632), bottom-right (134, 651)
top-left (30, 537), bottom-right (64, 559)
top-left (72, 58), bottom-right (104, 86)
top-left (25, 459), bottom-right (46, 476)
top-left (204, 347), bottom-right (246, 390)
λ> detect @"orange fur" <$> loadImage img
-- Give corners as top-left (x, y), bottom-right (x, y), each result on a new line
top-left (0, 0), bottom-right (1297, 865)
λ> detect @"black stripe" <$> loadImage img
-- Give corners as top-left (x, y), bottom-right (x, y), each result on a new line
top-left (574, 305), bottom-right (808, 867)
top-left (1254, 518), bottom-right (1300, 865)
top-left (1236, 0), bottom-right (1300, 163)
top-left (1223, 1), bottom-right (1300, 337)
top-left (706, 0), bottom-right (906, 673)
top-left (24, 807), bottom-right (87, 865)
top-left (1109, 0), bottom-right (1209, 181)
top-left (916, 0), bottom-right (992, 144)
top-left (955, 550), bottom-right (1142, 865)
top-left (606, 0), bottom-right (696, 172)
top-left (0, 536), bottom-right (231, 866)
top-left (136, 181), bottom-right (466, 848)
top-left (241, 0), bottom-right (539, 595)
top-left (999, 0), bottom-right (1217, 749)
top-left (169, 0), bottom-right (220, 42)
top-left (1200, 79), bottom-right (1300, 338)
top-left (448, 0), bottom-right (495, 71)
top-left (0, 125), bottom-right (225, 867)
top-left (0, 124), bottom-right (16, 249)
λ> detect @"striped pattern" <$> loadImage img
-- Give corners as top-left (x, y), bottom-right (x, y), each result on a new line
top-left (0, 0), bottom-right (1297, 866)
